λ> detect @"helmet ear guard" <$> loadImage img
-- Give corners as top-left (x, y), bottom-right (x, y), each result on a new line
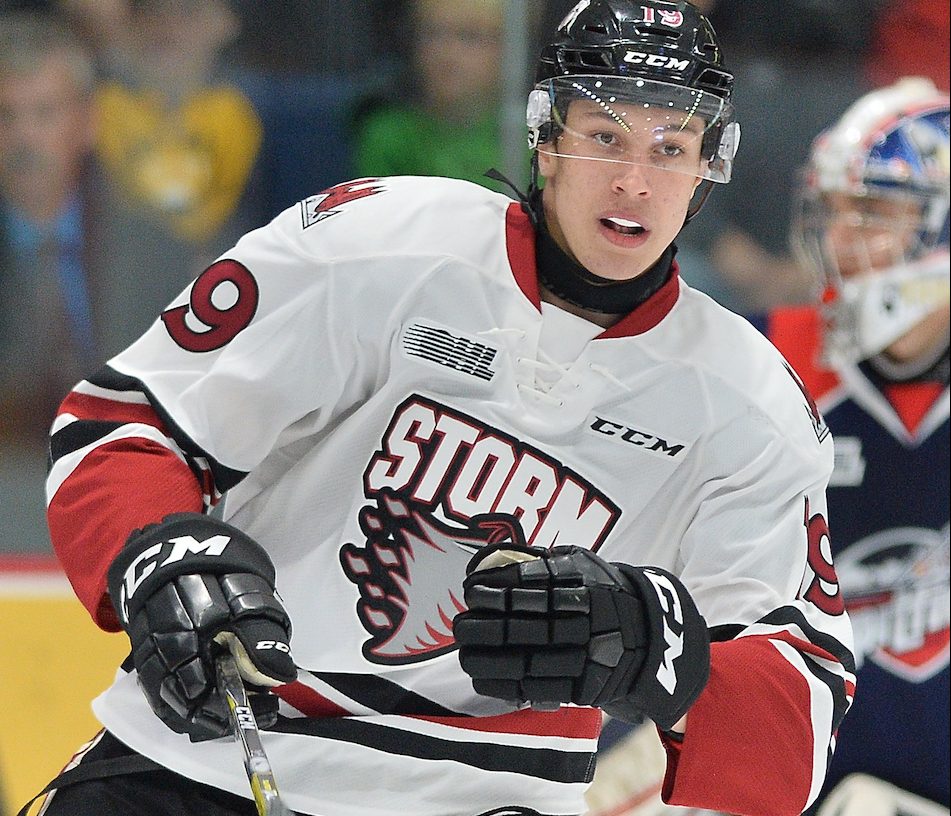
top-left (714, 121), bottom-right (740, 174)
top-left (526, 88), bottom-right (553, 149)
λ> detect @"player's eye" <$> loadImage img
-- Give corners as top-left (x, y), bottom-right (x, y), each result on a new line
top-left (592, 131), bottom-right (619, 148)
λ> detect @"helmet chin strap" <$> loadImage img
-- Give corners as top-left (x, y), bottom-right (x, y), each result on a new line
top-left (868, 328), bottom-right (950, 384)
top-left (686, 179), bottom-right (715, 222)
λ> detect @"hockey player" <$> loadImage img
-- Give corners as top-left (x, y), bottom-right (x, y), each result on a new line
top-left (770, 77), bottom-right (949, 816)
top-left (25, 3), bottom-right (853, 816)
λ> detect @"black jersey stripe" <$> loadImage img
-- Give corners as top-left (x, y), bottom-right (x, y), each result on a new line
top-left (49, 420), bottom-right (126, 466)
top-left (797, 642), bottom-right (853, 780)
top-left (83, 365), bottom-right (248, 492)
top-left (312, 671), bottom-right (462, 716)
top-left (758, 605), bottom-right (856, 675)
top-left (270, 714), bottom-right (594, 784)
top-left (799, 647), bottom-right (853, 735)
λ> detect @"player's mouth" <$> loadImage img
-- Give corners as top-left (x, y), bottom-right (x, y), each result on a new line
top-left (599, 216), bottom-right (648, 247)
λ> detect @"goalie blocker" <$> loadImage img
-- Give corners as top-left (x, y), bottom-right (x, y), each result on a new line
top-left (452, 544), bottom-right (710, 731)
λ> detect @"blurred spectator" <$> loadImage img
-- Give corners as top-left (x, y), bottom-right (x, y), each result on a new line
top-left (865, 0), bottom-right (949, 92)
top-left (0, 10), bottom-right (98, 558)
top-left (0, 9), bottom-right (229, 556)
top-left (352, 0), bottom-right (522, 194)
top-left (84, 0), bottom-right (263, 250)
top-left (1, 6), bottom-right (244, 444)
top-left (0, 10), bottom-right (100, 439)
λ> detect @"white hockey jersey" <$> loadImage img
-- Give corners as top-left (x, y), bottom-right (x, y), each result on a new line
top-left (46, 176), bottom-right (855, 816)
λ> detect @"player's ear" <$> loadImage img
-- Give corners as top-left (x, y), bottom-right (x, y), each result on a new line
top-left (536, 147), bottom-right (558, 180)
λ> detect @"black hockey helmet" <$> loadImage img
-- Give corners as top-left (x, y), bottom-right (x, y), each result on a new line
top-left (536, 0), bottom-right (732, 98)
top-left (527, 0), bottom-right (739, 189)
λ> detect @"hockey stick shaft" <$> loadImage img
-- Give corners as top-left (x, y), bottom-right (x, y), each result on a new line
top-left (215, 652), bottom-right (293, 816)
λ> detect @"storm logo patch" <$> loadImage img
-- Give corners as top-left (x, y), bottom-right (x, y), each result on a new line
top-left (340, 395), bottom-right (620, 665)
top-left (340, 491), bottom-right (524, 664)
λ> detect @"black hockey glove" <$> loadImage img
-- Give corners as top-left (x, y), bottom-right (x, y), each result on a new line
top-left (453, 544), bottom-right (709, 731)
top-left (106, 513), bottom-right (297, 742)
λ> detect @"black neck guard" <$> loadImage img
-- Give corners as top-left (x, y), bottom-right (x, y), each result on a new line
top-left (529, 190), bottom-right (675, 315)
top-left (483, 168), bottom-right (677, 316)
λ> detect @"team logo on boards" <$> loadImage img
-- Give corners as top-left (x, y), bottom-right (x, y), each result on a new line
top-left (340, 395), bottom-right (620, 665)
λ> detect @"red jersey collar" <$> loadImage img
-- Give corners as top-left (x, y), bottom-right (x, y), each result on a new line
top-left (505, 202), bottom-right (680, 339)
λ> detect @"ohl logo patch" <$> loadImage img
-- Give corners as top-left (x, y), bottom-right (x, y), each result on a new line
top-left (836, 524), bottom-right (950, 682)
top-left (300, 178), bottom-right (386, 228)
top-left (339, 395), bottom-right (621, 665)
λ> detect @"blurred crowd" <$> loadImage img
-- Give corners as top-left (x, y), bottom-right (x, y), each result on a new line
top-left (0, 0), bottom-right (948, 555)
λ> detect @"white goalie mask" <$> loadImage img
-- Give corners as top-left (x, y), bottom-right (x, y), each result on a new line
top-left (791, 77), bottom-right (951, 367)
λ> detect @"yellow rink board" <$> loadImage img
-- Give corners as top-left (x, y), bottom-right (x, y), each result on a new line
top-left (0, 572), bottom-right (128, 816)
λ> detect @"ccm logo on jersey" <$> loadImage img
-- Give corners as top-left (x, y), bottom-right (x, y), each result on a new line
top-left (589, 416), bottom-right (687, 457)
top-left (643, 568), bottom-right (686, 694)
top-left (118, 534), bottom-right (231, 621)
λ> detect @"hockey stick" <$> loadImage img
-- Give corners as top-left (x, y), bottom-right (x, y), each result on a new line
top-left (215, 651), bottom-right (294, 816)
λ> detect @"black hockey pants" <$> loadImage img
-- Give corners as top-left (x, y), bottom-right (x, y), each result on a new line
top-left (17, 729), bottom-right (257, 816)
top-left (19, 729), bottom-right (558, 816)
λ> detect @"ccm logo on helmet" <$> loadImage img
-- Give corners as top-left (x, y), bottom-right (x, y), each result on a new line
top-left (623, 51), bottom-right (690, 72)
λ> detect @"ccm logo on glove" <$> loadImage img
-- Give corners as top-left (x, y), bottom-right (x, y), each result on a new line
top-left (641, 569), bottom-right (685, 694)
top-left (106, 513), bottom-right (296, 741)
top-left (116, 532), bottom-right (233, 623)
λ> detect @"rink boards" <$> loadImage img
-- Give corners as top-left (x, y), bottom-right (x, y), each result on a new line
top-left (0, 556), bottom-right (127, 816)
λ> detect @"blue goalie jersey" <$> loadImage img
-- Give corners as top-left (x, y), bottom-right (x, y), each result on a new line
top-left (764, 306), bottom-right (950, 810)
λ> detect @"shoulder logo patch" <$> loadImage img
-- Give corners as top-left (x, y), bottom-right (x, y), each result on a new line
top-left (300, 178), bottom-right (386, 228)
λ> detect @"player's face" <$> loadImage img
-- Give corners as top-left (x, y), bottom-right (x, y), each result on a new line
top-left (823, 192), bottom-right (950, 362)
top-left (0, 54), bottom-right (94, 221)
top-left (822, 193), bottom-right (920, 278)
top-left (537, 100), bottom-right (703, 282)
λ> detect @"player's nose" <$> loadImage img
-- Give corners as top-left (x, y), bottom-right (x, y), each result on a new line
top-left (610, 160), bottom-right (652, 197)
